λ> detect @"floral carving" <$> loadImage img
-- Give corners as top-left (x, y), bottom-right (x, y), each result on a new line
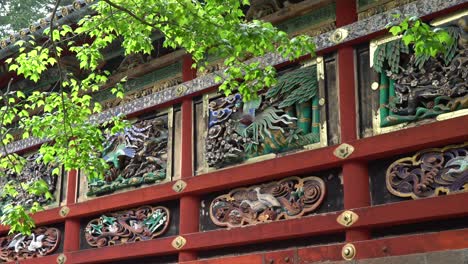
top-left (210, 176), bottom-right (326, 228)
top-left (88, 117), bottom-right (168, 196)
top-left (0, 227), bottom-right (60, 262)
top-left (85, 206), bottom-right (170, 248)
top-left (386, 143), bottom-right (468, 199)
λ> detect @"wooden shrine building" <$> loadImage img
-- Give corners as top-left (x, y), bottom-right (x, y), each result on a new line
top-left (0, 0), bottom-right (467, 263)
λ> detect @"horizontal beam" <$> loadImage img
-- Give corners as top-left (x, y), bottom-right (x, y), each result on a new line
top-left (66, 236), bottom-right (177, 264)
top-left (184, 228), bottom-right (468, 264)
top-left (47, 193), bottom-right (468, 264)
top-left (0, 115), bottom-right (466, 233)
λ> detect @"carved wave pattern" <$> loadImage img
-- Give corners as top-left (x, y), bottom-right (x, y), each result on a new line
top-left (0, 227), bottom-right (60, 262)
top-left (386, 143), bottom-right (468, 199)
top-left (85, 206), bottom-right (170, 248)
top-left (210, 176), bottom-right (326, 228)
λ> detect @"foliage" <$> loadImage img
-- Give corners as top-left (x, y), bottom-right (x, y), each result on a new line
top-left (388, 15), bottom-right (454, 58)
top-left (0, 0), bottom-right (315, 234)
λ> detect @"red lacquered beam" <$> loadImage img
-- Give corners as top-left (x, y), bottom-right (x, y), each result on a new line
top-left (7, 254), bottom-right (60, 264)
top-left (0, 115), bottom-right (465, 233)
top-left (66, 236), bottom-right (178, 264)
top-left (180, 193), bottom-right (468, 252)
top-left (183, 228), bottom-right (468, 264)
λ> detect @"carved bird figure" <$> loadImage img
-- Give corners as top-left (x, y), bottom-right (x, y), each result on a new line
top-left (103, 143), bottom-right (136, 169)
top-left (254, 187), bottom-right (281, 207)
top-left (27, 233), bottom-right (45, 252)
top-left (7, 234), bottom-right (25, 253)
top-left (445, 156), bottom-right (468, 175)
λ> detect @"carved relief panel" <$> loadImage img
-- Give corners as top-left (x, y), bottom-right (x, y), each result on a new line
top-left (84, 206), bottom-right (170, 248)
top-left (360, 12), bottom-right (467, 137)
top-left (0, 152), bottom-right (64, 211)
top-left (196, 60), bottom-right (329, 173)
top-left (0, 227), bottom-right (61, 262)
top-left (78, 108), bottom-right (180, 201)
top-left (386, 143), bottom-right (467, 199)
top-left (208, 176), bottom-right (326, 228)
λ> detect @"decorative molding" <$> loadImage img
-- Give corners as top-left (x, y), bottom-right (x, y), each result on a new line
top-left (85, 205), bottom-right (170, 248)
top-left (209, 176), bottom-right (326, 228)
top-left (3, 0), bottom-right (465, 154)
top-left (0, 227), bottom-right (61, 262)
top-left (386, 143), bottom-right (468, 199)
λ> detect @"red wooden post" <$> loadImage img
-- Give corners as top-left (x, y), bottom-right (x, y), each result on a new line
top-left (63, 169), bottom-right (80, 252)
top-left (336, 0), bottom-right (371, 242)
top-left (179, 55), bottom-right (199, 262)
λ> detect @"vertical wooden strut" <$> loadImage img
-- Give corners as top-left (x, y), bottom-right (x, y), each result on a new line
top-left (179, 55), bottom-right (199, 262)
top-left (63, 169), bottom-right (80, 252)
top-left (336, 0), bottom-right (371, 242)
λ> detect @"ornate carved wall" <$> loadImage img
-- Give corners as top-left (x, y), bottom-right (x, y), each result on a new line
top-left (196, 61), bottom-right (330, 172)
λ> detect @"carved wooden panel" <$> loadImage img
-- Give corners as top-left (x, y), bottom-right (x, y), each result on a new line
top-left (0, 227), bottom-right (60, 262)
top-left (84, 206), bottom-right (170, 248)
top-left (196, 61), bottom-right (328, 172)
top-left (78, 110), bottom-right (174, 201)
top-left (363, 13), bottom-right (468, 136)
top-left (209, 176), bottom-right (326, 228)
top-left (386, 143), bottom-right (467, 199)
top-left (0, 152), bottom-right (62, 210)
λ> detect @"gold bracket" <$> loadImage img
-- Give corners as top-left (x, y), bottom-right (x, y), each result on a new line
top-left (172, 236), bottom-right (187, 250)
top-left (333, 143), bottom-right (354, 159)
top-left (172, 180), bottom-right (187, 193)
top-left (176, 85), bottom-right (188, 97)
top-left (337, 210), bottom-right (359, 227)
top-left (330, 28), bottom-right (348, 44)
top-left (342, 243), bottom-right (356, 261)
top-left (57, 254), bottom-right (67, 264)
top-left (59, 206), bottom-right (70, 217)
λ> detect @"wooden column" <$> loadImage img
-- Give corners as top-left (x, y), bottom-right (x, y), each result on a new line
top-left (63, 169), bottom-right (81, 252)
top-left (179, 55), bottom-right (199, 262)
top-left (336, 0), bottom-right (371, 242)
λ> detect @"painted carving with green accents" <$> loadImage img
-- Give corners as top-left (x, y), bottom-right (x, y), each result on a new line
top-left (373, 18), bottom-right (468, 127)
top-left (87, 117), bottom-right (168, 196)
top-left (206, 65), bottom-right (321, 168)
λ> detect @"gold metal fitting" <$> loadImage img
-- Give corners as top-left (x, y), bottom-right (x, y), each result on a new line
top-left (172, 180), bottom-right (187, 193)
top-left (333, 143), bottom-right (354, 159)
top-left (172, 236), bottom-right (187, 250)
top-left (59, 206), bottom-right (70, 217)
top-left (371, 82), bottom-right (379, 90)
top-left (57, 253), bottom-right (67, 264)
top-left (330, 28), bottom-right (349, 44)
top-left (342, 243), bottom-right (356, 260)
top-left (337, 210), bottom-right (359, 227)
top-left (176, 85), bottom-right (188, 97)
top-left (318, 98), bottom-right (326, 106)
